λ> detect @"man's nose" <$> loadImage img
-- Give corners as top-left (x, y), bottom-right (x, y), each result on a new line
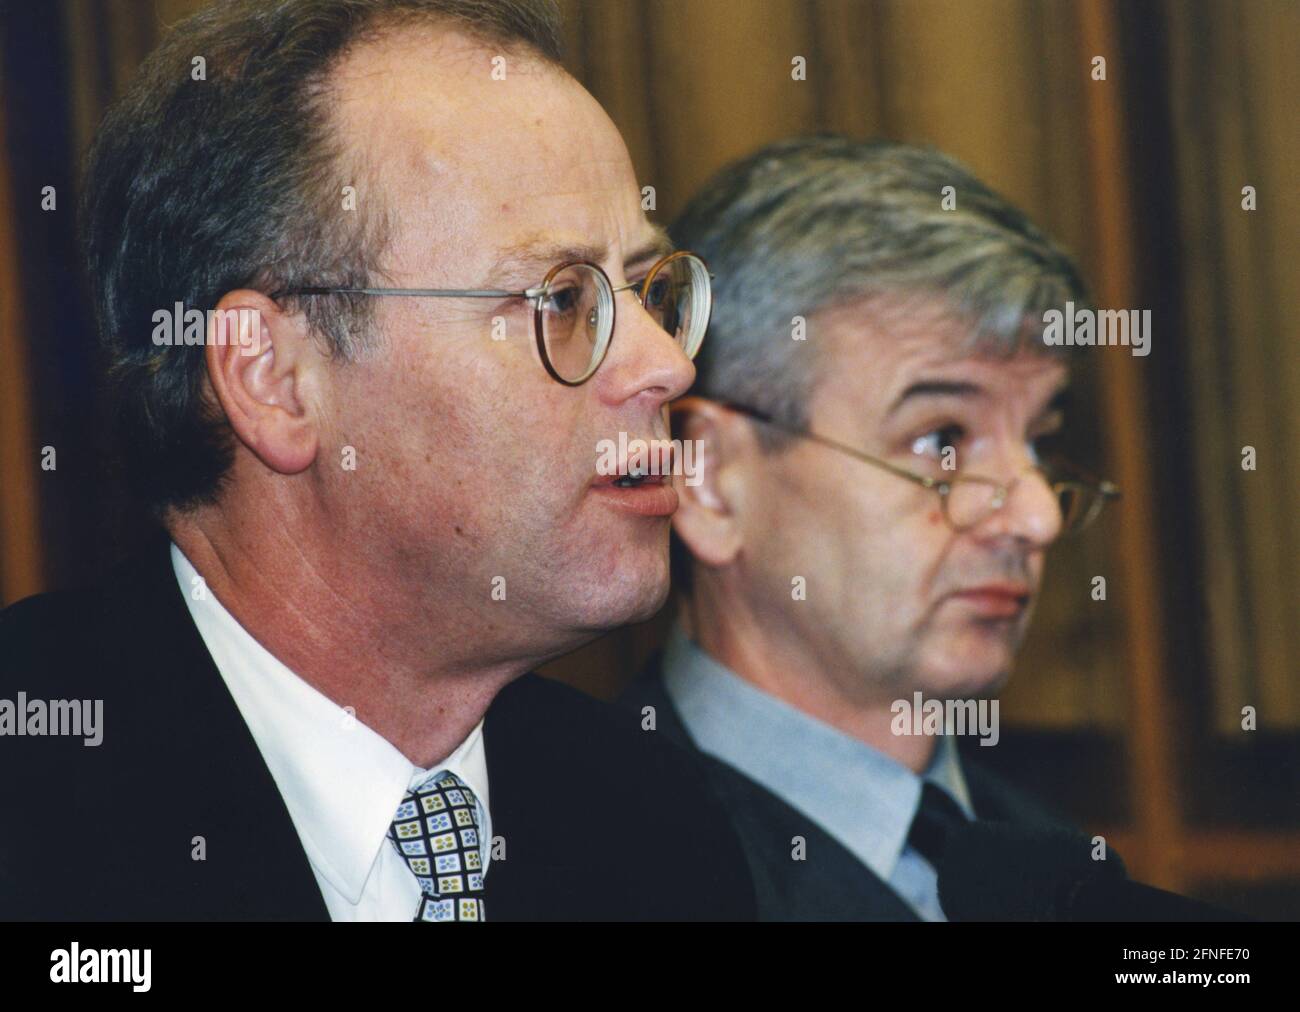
top-left (590, 290), bottom-right (696, 407)
top-left (972, 454), bottom-right (1064, 548)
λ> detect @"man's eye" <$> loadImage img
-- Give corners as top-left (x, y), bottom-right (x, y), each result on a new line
top-left (643, 276), bottom-right (670, 309)
top-left (1029, 429), bottom-right (1065, 464)
top-left (911, 425), bottom-right (965, 459)
top-left (544, 285), bottom-right (581, 316)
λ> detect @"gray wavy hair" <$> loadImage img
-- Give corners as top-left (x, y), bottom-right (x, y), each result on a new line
top-left (669, 135), bottom-right (1090, 446)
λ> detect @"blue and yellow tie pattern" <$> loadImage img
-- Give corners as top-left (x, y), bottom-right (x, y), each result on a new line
top-left (387, 771), bottom-right (486, 922)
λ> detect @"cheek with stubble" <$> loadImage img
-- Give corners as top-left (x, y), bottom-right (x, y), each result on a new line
top-left (830, 513), bottom-right (940, 690)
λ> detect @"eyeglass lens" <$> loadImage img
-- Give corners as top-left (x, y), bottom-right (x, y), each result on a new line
top-left (538, 255), bottom-right (710, 383)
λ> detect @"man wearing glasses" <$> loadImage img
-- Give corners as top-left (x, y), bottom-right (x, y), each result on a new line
top-left (625, 136), bottom-right (1120, 920)
top-left (0, 0), bottom-right (751, 921)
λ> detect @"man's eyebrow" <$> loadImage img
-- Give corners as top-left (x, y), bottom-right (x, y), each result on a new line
top-left (625, 227), bottom-right (675, 272)
top-left (886, 380), bottom-right (985, 417)
top-left (489, 239), bottom-right (608, 283)
top-left (489, 226), bottom-right (674, 286)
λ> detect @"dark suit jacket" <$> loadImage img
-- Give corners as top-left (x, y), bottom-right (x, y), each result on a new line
top-left (621, 659), bottom-right (1076, 921)
top-left (0, 541), bottom-right (755, 921)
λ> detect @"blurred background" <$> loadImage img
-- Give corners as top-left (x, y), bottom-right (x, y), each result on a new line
top-left (1, 0), bottom-right (1296, 917)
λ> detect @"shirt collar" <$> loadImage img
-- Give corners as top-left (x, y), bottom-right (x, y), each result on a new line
top-left (171, 543), bottom-right (491, 903)
top-left (662, 625), bottom-right (972, 881)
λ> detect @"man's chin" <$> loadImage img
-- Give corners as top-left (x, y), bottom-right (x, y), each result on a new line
top-left (568, 562), bottom-right (670, 634)
top-left (609, 572), bottom-right (671, 627)
top-left (919, 643), bottom-right (1017, 699)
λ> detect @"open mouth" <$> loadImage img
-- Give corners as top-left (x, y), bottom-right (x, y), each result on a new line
top-left (612, 469), bottom-right (663, 489)
top-left (595, 438), bottom-right (676, 487)
top-left (591, 461), bottom-right (678, 516)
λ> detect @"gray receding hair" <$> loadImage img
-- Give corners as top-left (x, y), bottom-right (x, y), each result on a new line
top-left (669, 135), bottom-right (1090, 448)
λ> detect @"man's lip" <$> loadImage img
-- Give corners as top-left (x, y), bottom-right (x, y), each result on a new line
top-left (590, 472), bottom-right (668, 487)
top-left (591, 436), bottom-right (676, 485)
top-left (589, 481), bottom-right (679, 517)
top-left (947, 584), bottom-right (1032, 617)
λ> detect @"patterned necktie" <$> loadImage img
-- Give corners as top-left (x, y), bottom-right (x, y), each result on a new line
top-left (907, 781), bottom-right (970, 867)
top-left (387, 771), bottom-right (487, 922)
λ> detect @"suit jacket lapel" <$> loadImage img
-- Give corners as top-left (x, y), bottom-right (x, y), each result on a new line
top-left (623, 666), bottom-right (921, 921)
top-left (93, 539), bottom-right (330, 920)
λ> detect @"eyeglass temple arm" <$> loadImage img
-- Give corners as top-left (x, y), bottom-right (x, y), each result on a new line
top-left (274, 286), bottom-right (529, 299)
top-left (276, 266), bottom-right (717, 302)
top-left (718, 401), bottom-right (942, 491)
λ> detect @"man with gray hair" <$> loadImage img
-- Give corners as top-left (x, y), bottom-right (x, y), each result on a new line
top-left (624, 135), bottom-right (1120, 920)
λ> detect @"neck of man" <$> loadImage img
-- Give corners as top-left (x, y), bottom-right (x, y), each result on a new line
top-left (685, 573), bottom-right (937, 775)
top-left (168, 492), bottom-right (524, 770)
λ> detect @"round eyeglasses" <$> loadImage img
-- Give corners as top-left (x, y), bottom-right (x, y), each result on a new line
top-left (274, 250), bottom-right (712, 386)
top-left (533, 251), bottom-right (711, 385)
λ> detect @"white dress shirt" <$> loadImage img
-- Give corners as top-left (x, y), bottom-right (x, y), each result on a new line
top-left (171, 543), bottom-right (491, 921)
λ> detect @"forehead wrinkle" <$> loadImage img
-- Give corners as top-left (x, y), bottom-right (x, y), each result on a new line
top-left (500, 154), bottom-right (635, 182)
top-left (629, 224), bottom-right (674, 262)
top-left (489, 239), bottom-right (610, 281)
top-left (500, 184), bottom-right (638, 202)
top-left (489, 223), bottom-right (671, 282)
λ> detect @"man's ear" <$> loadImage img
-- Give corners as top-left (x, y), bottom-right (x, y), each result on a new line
top-left (671, 396), bottom-right (753, 569)
top-left (203, 289), bottom-right (322, 475)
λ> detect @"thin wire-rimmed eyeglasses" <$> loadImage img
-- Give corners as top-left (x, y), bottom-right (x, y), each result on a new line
top-left (718, 400), bottom-right (1121, 536)
top-left (274, 250), bottom-right (712, 386)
